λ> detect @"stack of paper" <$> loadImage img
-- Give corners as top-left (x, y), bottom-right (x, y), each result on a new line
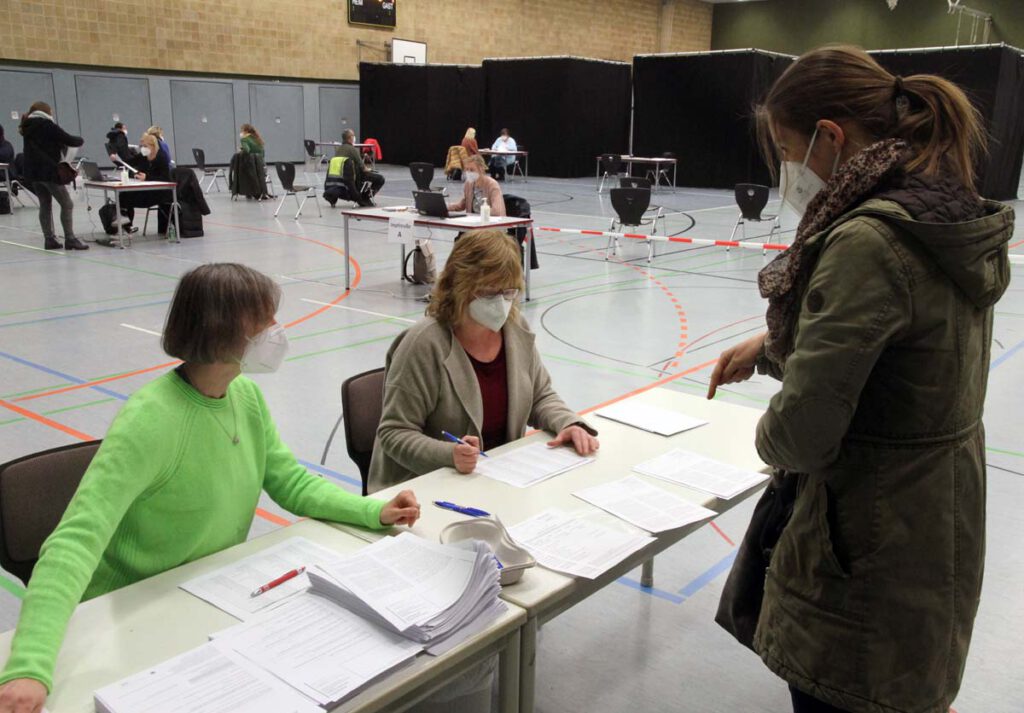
top-left (476, 442), bottom-right (593, 488)
top-left (595, 401), bottom-right (708, 436)
top-left (633, 448), bottom-right (768, 499)
top-left (507, 509), bottom-right (654, 579)
top-left (573, 476), bottom-right (717, 533)
top-left (307, 532), bottom-right (506, 655)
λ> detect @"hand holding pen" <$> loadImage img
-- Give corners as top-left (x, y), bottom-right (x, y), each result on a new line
top-left (443, 430), bottom-right (488, 474)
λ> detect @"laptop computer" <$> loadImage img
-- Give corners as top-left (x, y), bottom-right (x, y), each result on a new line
top-left (81, 161), bottom-right (119, 182)
top-left (413, 190), bottom-right (466, 219)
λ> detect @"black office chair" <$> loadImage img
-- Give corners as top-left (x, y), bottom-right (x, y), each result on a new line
top-left (321, 368), bottom-right (386, 496)
top-left (504, 194), bottom-right (539, 271)
top-left (0, 441), bottom-right (102, 585)
top-left (410, 162), bottom-right (436, 191)
top-left (607, 187), bottom-right (665, 263)
top-left (192, 148), bottom-right (226, 193)
top-left (730, 183), bottom-right (780, 245)
top-left (274, 162), bottom-right (321, 220)
top-left (619, 176), bottom-right (651, 190)
top-left (597, 153), bottom-right (624, 194)
top-left (303, 139), bottom-right (328, 173)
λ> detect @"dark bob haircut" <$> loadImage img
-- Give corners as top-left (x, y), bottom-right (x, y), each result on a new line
top-left (162, 263), bottom-right (280, 364)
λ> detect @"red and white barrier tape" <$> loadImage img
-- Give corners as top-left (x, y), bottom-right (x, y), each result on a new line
top-left (536, 226), bottom-right (790, 252)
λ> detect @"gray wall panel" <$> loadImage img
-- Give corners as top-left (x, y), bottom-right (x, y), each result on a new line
top-left (248, 83), bottom-right (304, 163)
top-left (171, 80), bottom-right (236, 167)
top-left (149, 77), bottom-right (175, 161)
top-left (74, 74), bottom-right (152, 166)
top-left (0, 70), bottom-right (56, 154)
top-left (318, 85), bottom-right (360, 143)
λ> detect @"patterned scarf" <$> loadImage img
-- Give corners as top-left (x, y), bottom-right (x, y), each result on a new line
top-left (758, 139), bottom-right (910, 362)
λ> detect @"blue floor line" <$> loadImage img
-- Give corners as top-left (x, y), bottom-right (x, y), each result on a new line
top-left (0, 300), bottom-right (169, 329)
top-left (678, 550), bottom-right (738, 599)
top-left (616, 576), bottom-right (686, 604)
top-left (0, 350), bottom-right (129, 401)
top-left (990, 337), bottom-right (1024, 371)
top-left (297, 459), bottom-right (363, 490)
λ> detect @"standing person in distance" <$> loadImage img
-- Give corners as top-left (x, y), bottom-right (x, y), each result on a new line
top-left (461, 127), bottom-right (479, 156)
top-left (106, 121), bottom-right (136, 165)
top-left (709, 45), bottom-right (1012, 713)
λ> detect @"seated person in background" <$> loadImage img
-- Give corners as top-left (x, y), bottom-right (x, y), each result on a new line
top-left (0, 123), bottom-right (16, 164)
top-left (0, 262), bottom-right (420, 713)
top-left (146, 125), bottom-right (172, 165)
top-left (236, 124), bottom-right (269, 200)
top-left (334, 128), bottom-right (384, 200)
top-left (239, 123), bottom-right (265, 158)
top-left (461, 127), bottom-right (479, 156)
top-left (368, 230), bottom-right (598, 492)
top-left (488, 128), bottom-right (517, 179)
top-left (105, 121), bottom-right (135, 164)
top-left (448, 155), bottom-right (505, 216)
top-left (99, 133), bottom-right (171, 239)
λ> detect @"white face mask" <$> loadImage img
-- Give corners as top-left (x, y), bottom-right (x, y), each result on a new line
top-left (468, 294), bottom-right (513, 332)
top-left (139, 146), bottom-right (151, 158)
top-left (240, 132), bottom-right (245, 138)
top-left (240, 324), bottom-right (289, 373)
top-left (464, 171), bottom-right (479, 183)
top-left (778, 126), bottom-right (840, 218)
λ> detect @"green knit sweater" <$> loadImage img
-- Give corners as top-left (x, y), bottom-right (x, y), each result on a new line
top-left (240, 135), bottom-right (264, 157)
top-left (0, 371), bottom-right (386, 691)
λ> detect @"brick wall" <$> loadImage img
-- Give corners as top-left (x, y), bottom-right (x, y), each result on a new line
top-left (1, 0), bottom-right (712, 80)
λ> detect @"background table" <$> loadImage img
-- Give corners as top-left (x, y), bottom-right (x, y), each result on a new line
top-left (340, 206), bottom-right (536, 299)
top-left (595, 155), bottom-right (678, 191)
top-left (0, 519), bottom-right (525, 713)
top-left (478, 149), bottom-right (529, 181)
top-left (337, 387), bottom-right (769, 713)
top-left (316, 142), bottom-right (377, 168)
top-left (82, 180), bottom-right (180, 249)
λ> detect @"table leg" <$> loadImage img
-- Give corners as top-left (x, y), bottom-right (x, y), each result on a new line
top-left (518, 615), bottom-right (537, 713)
top-left (400, 243), bottom-right (407, 281)
top-left (674, 162), bottom-right (678, 191)
top-left (343, 214), bottom-right (351, 291)
top-left (498, 627), bottom-right (521, 713)
top-left (115, 191), bottom-right (125, 249)
top-left (525, 154), bottom-right (529, 182)
top-left (523, 225), bottom-right (532, 301)
top-left (595, 157), bottom-right (600, 192)
top-left (641, 558), bottom-right (654, 588)
top-left (171, 186), bottom-right (180, 243)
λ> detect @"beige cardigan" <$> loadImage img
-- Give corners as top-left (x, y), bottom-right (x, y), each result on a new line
top-left (367, 317), bottom-right (590, 492)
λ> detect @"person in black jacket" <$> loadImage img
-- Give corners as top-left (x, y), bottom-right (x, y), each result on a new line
top-left (106, 122), bottom-right (136, 165)
top-left (19, 101), bottom-right (88, 250)
top-left (0, 124), bottom-right (13, 164)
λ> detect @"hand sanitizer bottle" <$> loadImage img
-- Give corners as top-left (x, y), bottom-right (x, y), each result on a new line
top-left (120, 167), bottom-right (129, 183)
top-left (480, 197), bottom-right (491, 223)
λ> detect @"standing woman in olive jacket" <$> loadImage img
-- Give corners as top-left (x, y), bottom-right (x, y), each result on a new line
top-left (19, 101), bottom-right (88, 250)
top-left (709, 46), bottom-right (1011, 713)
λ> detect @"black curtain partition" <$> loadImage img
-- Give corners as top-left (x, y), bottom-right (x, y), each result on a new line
top-left (870, 45), bottom-right (1024, 201)
top-left (359, 62), bottom-right (483, 167)
top-left (482, 58), bottom-right (631, 178)
top-left (632, 51), bottom-right (793, 189)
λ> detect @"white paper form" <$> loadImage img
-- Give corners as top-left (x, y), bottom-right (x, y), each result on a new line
top-left (507, 509), bottom-right (654, 579)
top-left (213, 594), bottom-right (420, 706)
top-left (179, 537), bottom-right (343, 620)
top-left (633, 448), bottom-right (768, 500)
top-left (93, 642), bottom-right (321, 713)
top-left (573, 476), bottom-right (717, 533)
top-left (476, 442), bottom-right (594, 488)
top-left (595, 401), bottom-right (708, 436)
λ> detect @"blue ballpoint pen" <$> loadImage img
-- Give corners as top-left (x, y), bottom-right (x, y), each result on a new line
top-left (441, 430), bottom-right (490, 458)
top-left (433, 500), bottom-right (491, 517)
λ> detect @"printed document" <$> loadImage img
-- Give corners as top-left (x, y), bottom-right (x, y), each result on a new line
top-left (573, 476), bottom-right (717, 533)
top-left (476, 442), bottom-right (593, 488)
top-left (633, 448), bottom-right (768, 499)
top-left (595, 401), bottom-right (708, 436)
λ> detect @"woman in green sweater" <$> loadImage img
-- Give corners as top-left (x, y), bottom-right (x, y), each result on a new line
top-left (239, 123), bottom-right (265, 157)
top-left (0, 263), bottom-right (420, 713)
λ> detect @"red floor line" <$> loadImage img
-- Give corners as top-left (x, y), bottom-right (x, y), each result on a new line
top-left (1008, 239), bottom-right (1023, 249)
top-left (15, 360), bottom-right (182, 403)
top-left (0, 399), bottom-right (96, 441)
top-left (710, 521), bottom-right (735, 547)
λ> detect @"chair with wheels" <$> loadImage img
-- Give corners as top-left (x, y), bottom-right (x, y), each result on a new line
top-left (607, 187), bottom-right (665, 263)
top-left (597, 153), bottom-right (624, 194)
top-left (192, 148), bottom-right (226, 193)
top-left (0, 440), bottom-right (102, 585)
top-left (320, 368), bottom-right (386, 496)
top-left (729, 183), bottom-right (781, 245)
top-left (274, 163), bottom-right (322, 219)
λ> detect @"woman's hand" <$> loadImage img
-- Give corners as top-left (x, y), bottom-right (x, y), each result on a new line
top-left (135, 172), bottom-right (146, 181)
top-left (707, 332), bottom-right (766, 399)
top-left (380, 489), bottom-right (420, 527)
top-left (452, 435), bottom-right (481, 474)
top-left (0, 678), bottom-right (47, 713)
top-left (548, 425), bottom-right (600, 456)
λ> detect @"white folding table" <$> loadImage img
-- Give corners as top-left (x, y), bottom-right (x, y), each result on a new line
top-left (596, 155), bottom-right (678, 191)
top-left (479, 149), bottom-right (530, 181)
top-left (82, 179), bottom-right (181, 248)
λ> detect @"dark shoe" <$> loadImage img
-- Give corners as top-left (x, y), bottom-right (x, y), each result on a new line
top-left (96, 237), bottom-right (117, 247)
top-left (44, 237), bottom-right (62, 250)
top-left (122, 225), bottom-right (138, 235)
top-left (64, 237), bottom-right (90, 250)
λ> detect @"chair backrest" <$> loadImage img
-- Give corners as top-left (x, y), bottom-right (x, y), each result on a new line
top-left (610, 187), bottom-right (651, 227)
top-left (340, 368), bottom-right (386, 495)
top-left (619, 176), bottom-right (651, 190)
top-left (0, 440), bottom-right (101, 585)
top-left (409, 162), bottom-right (435, 191)
top-left (734, 183), bottom-right (769, 221)
top-left (599, 153), bottom-right (623, 175)
top-left (503, 194), bottom-right (531, 219)
top-left (276, 162), bottom-right (296, 192)
top-left (303, 139), bottom-right (318, 158)
top-left (104, 142), bottom-right (117, 158)
top-left (192, 148), bottom-right (207, 171)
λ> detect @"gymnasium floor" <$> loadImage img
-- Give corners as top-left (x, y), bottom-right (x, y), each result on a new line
top-left (0, 164), bottom-right (1021, 712)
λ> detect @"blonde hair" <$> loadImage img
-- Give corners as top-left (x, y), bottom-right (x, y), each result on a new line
top-left (146, 125), bottom-right (164, 139)
top-left (462, 154), bottom-right (488, 172)
top-left (464, 127), bottom-right (476, 139)
top-left (139, 133), bottom-right (159, 152)
top-left (427, 230), bottom-right (524, 328)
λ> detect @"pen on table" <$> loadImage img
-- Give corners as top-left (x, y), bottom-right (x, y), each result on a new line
top-left (441, 430), bottom-right (490, 458)
top-left (250, 566), bottom-right (306, 598)
top-left (434, 500), bottom-right (491, 517)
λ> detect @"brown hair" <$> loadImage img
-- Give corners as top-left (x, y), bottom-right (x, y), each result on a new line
top-left (163, 263), bottom-right (281, 364)
top-left (19, 101), bottom-right (54, 135)
top-left (758, 44), bottom-right (986, 190)
top-left (427, 230), bottom-right (524, 327)
top-left (241, 123), bottom-right (264, 146)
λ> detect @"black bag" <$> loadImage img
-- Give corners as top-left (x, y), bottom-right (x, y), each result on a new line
top-left (715, 471), bottom-right (798, 650)
top-left (98, 203), bottom-right (119, 235)
top-left (0, 191), bottom-right (9, 215)
top-left (55, 161), bottom-right (77, 185)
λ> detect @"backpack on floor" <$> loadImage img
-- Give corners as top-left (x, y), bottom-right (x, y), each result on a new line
top-left (0, 191), bottom-right (9, 215)
top-left (403, 239), bottom-right (436, 284)
top-left (98, 203), bottom-right (119, 235)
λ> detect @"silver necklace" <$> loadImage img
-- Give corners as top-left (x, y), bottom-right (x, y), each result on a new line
top-left (212, 393), bottom-right (240, 445)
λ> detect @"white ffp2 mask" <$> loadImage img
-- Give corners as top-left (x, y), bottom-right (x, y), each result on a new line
top-left (468, 295), bottom-right (513, 332)
top-left (464, 171), bottom-right (480, 183)
top-left (778, 126), bottom-right (840, 218)
top-left (240, 324), bottom-right (289, 373)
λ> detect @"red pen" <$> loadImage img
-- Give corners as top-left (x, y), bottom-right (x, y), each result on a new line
top-left (250, 566), bottom-right (306, 598)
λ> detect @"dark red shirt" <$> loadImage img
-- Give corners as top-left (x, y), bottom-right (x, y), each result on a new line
top-left (466, 341), bottom-right (509, 451)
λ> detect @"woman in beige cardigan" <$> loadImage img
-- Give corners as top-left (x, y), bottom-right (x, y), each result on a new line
top-left (368, 230), bottom-right (598, 493)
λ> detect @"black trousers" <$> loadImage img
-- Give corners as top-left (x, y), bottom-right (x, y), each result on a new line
top-left (363, 170), bottom-right (385, 195)
top-left (790, 686), bottom-right (851, 713)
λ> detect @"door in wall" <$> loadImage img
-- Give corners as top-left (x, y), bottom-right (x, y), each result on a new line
top-left (248, 83), bottom-right (304, 164)
top-left (75, 75), bottom-right (152, 168)
top-left (171, 80), bottom-right (237, 167)
top-left (0, 70), bottom-right (57, 155)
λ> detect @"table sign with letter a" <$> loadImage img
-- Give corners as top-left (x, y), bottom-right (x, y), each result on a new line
top-left (388, 214), bottom-right (415, 245)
